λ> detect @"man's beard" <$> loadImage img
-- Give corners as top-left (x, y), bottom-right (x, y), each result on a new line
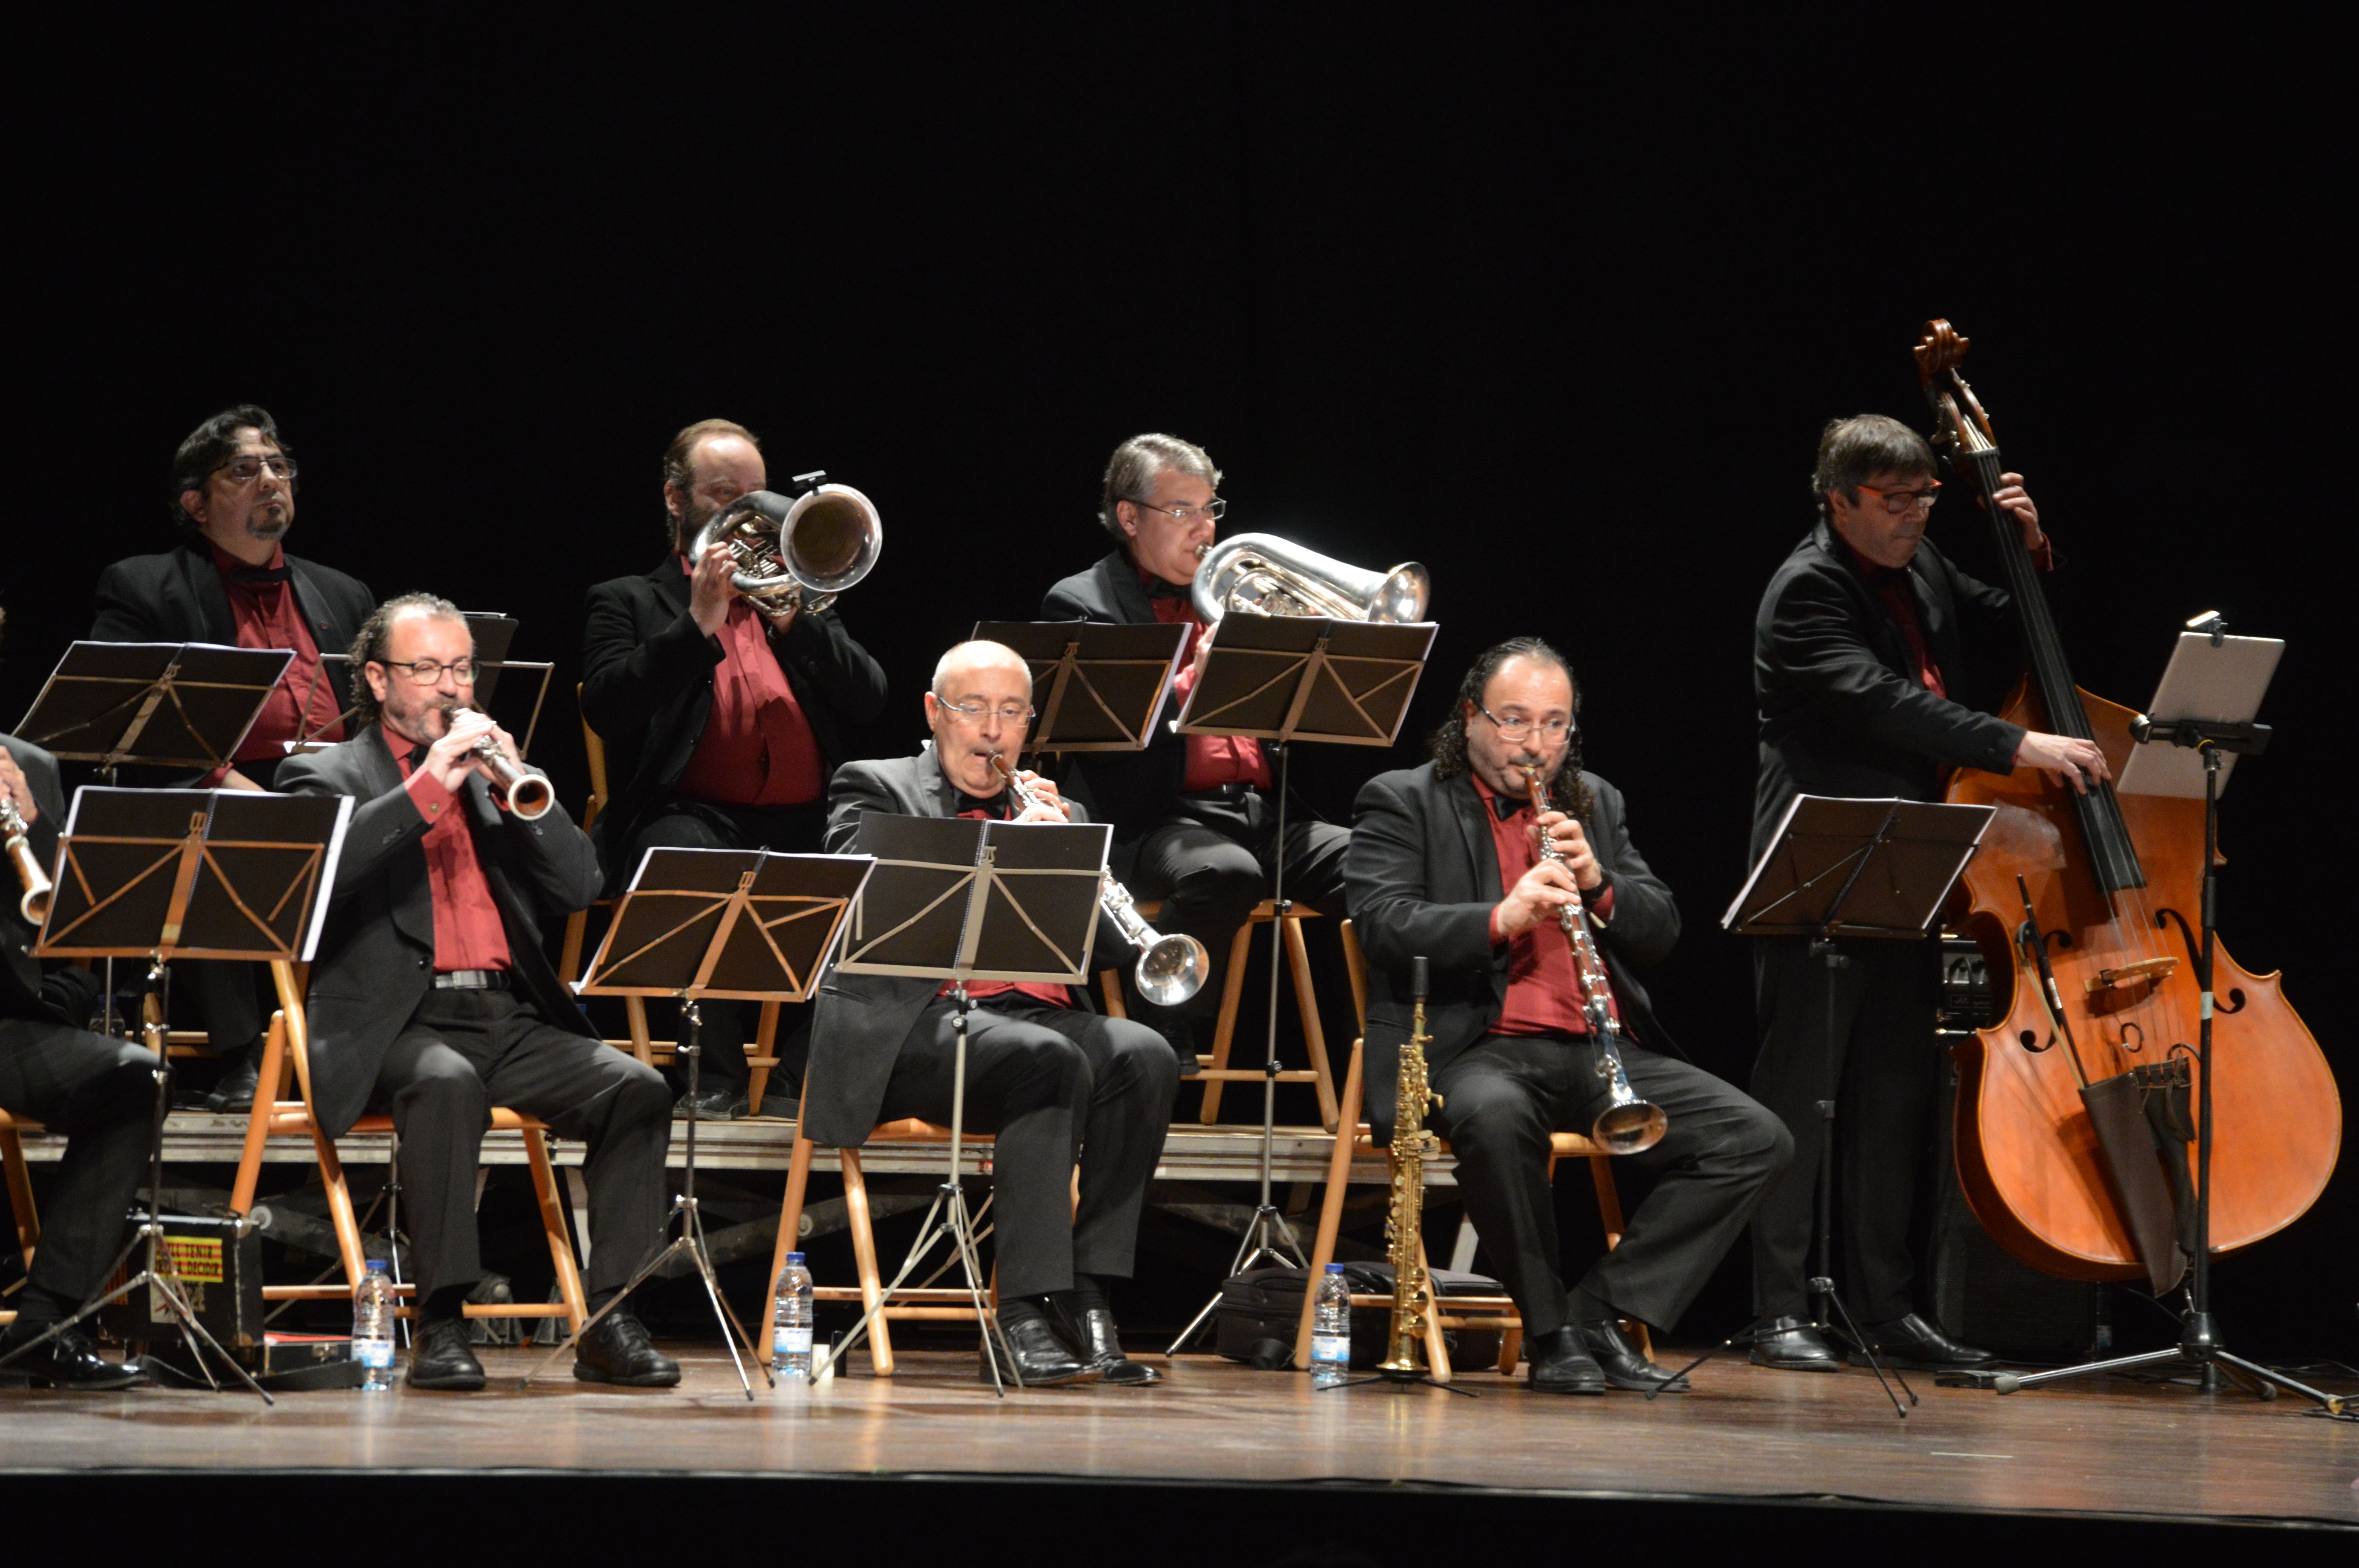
top-left (244, 503), bottom-right (291, 543)
top-left (677, 496), bottom-right (719, 553)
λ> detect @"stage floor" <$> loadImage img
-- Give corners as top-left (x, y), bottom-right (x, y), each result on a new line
top-left (2, 1345), bottom-right (2352, 1532)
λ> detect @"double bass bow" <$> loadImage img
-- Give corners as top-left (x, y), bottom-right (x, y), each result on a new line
top-left (1919, 319), bottom-right (2339, 1290)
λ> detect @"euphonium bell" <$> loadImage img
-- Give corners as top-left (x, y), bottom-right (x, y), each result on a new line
top-left (689, 474), bottom-right (882, 616)
top-left (1191, 532), bottom-right (1429, 626)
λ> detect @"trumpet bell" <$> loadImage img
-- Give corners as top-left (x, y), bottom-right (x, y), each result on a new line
top-left (1136, 932), bottom-right (1211, 1009)
top-left (1192, 532), bottom-right (1429, 626)
top-left (1592, 1099), bottom-right (1668, 1156)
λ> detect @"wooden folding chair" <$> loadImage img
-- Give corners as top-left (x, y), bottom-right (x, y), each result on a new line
top-left (227, 961), bottom-right (586, 1332)
top-left (1293, 920), bottom-right (1645, 1378)
top-left (561, 694), bottom-right (784, 1111)
top-left (0, 1107), bottom-right (36, 1327)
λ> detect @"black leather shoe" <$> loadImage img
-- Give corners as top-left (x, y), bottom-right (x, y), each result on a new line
top-left (1852, 1312), bottom-right (1995, 1370)
top-left (1749, 1315), bottom-right (1842, 1372)
top-left (1574, 1318), bottom-right (1688, 1392)
top-left (409, 1316), bottom-right (487, 1390)
top-left (673, 1085), bottom-right (745, 1121)
top-left (1148, 1015), bottom-right (1200, 1078)
top-left (573, 1307), bottom-right (682, 1387)
top-left (984, 1313), bottom-right (1102, 1387)
top-left (1056, 1302), bottom-right (1160, 1386)
top-left (0, 1323), bottom-right (149, 1390)
top-left (205, 1044), bottom-right (264, 1114)
top-left (1525, 1326), bottom-right (1607, 1394)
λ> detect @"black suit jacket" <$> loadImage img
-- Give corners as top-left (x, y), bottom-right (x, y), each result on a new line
top-left (91, 540), bottom-right (375, 714)
top-left (800, 747), bottom-right (1113, 1149)
top-left (580, 559), bottom-right (888, 891)
top-left (0, 735), bottom-right (98, 1029)
top-left (1039, 549), bottom-right (1190, 840)
top-left (275, 728), bottom-right (602, 1137)
top-left (1751, 521), bottom-right (2025, 862)
top-left (1345, 761), bottom-right (1680, 1143)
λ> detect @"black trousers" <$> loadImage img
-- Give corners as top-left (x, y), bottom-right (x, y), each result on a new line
top-left (1747, 936), bottom-right (1942, 1323)
top-left (875, 997), bottom-right (1177, 1299)
top-left (1121, 787), bottom-right (1350, 1024)
top-left (0, 1020), bottom-right (154, 1323)
top-left (629, 797), bottom-right (829, 1089)
top-left (373, 988), bottom-right (673, 1303)
top-left (1431, 1034), bottom-right (1790, 1338)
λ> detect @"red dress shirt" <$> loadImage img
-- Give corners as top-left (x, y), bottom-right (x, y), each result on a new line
top-left (211, 544), bottom-right (345, 770)
top-left (385, 722), bottom-right (513, 973)
top-left (1141, 564), bottom-right (1273, 793)
top-left (671, 560), bottom-right (826, 808)
top-left (938, 792), bottom-right (1072, 1009)
top-left (1473, 775), bottom-right (1619, 1039)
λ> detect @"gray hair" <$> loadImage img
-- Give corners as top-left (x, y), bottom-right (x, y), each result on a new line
top-left (345, 592), bottom-right (468, 729)
top-left (1811, 414), bottom-right (1936, 520)
top-left (1097, 433), bottom-right (1221, 543)
top-left (930, 639), bottom-right (1029, 696)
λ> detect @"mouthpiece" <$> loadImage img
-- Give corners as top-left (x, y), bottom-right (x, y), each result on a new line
top-left (1411, 955), bottom-right (1428, 1002)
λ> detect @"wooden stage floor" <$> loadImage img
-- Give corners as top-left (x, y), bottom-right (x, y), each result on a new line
top-left (2, 1345), bottom-right (2352, 1543)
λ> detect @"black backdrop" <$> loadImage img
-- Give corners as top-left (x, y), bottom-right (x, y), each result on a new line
top-left (11, 9), bottom-right (2348, 1355)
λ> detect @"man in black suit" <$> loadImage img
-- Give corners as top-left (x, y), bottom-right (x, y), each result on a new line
top-left (277, 593), bottom-right (678, 1392)
top-left (1041, 433), bottom-right (1348, 1067)
top-left (798, 639), bottom-right (1177, 1387)
top-left (1347, 637), bottom-right (1790, 1394)
top-left (0, 704), bottom-right (154, 1390)
top-left (1746, 414), bottom-right (2109, 1373)
top-left (90, 406), bottom-right (374, 1112)
top-left (582, 418), bottom-right (887, 1119)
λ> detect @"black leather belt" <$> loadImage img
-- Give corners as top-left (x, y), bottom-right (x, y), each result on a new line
top-left (432, 969), bottom-right (509, 991)
top-left (1183, 783), bottom-right (1257, 802)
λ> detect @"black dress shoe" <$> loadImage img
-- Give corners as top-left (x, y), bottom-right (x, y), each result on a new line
top-left (574, 1307), bottom-right (682, 1387)
top-left (1525, 1326), bottom-right (1607, 1394)
top-left (1057, 1302), bottom-right (1160, 1386)
top-left (674, 1085), bottom-right (746, 1121)
top-left (984, 1312), bottom-right (1102, 1387)
top-left (409, 1316), bottom-right (487, 1390)
top-left (1574, 1318), bottom-right (1688, 1392)
top-left (205, 1044), bottom-right (264, 1114)
top-left (1852, 1312), bottom-right (1995, 1370)
top-left (1749, 1315), bottom-right (1842, 1372)
top-left (0, 1323), bottom-right (149, 1390)
top-left (1147, 1015), bottom-right (1201, 1078)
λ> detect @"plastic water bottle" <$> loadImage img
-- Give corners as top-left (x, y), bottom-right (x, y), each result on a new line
top-left (1311, 1263), bottom-right (1352, 1388)
top-left (353, 1258), bottom-right (396, 1391)
top-left (772, 1252), bottom-right (815, 1379)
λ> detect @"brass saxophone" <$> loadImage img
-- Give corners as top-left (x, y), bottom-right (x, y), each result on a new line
top-left (1379, 956), bottom-right (1441, 1376)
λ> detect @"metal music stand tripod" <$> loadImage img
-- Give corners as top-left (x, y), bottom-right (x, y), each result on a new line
top-left (0, 786), bottom-right (351, 1402)
top-left (1703, 793), bottom-right (1996, 1418)
top-left (826, 808), bottom-right (1112, 1394)
top-left (523, 846), bottom-right (873, 1399)
top-left (1164, 613), bottom-right (1436, 1354)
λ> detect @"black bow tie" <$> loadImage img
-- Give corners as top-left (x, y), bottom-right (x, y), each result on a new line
top-left (226, 563), bottom-right (293, 585)
top-left (1492, 792), bottom-right (1526, 822)
top-left (407, 742), bottom-right (430, 770)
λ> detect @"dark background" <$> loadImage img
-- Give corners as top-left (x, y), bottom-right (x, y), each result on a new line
top-left (9, 8), bottom-right (2348, 1356)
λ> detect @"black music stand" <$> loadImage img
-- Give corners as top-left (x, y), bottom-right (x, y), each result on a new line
top-left (827, 809), bottom-right (1110, 1394)
top-left (1696, 793), bottom-right (1994, 1416)
top-left (522, 846), bottom-right (873, 1399)
top-left (0, 787), bottom-right (351, 1403)
top-left (973, 619), bottom-right (1190, 753)
top-left (292, 613), bottom-right (552, 759)
top-left (1164, 615), bottom-right (1436, 1355)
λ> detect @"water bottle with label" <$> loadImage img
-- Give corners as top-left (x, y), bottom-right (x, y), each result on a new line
top-left (772, 1252), bottom-right (815, 1380)
top-left (353, 1257), bottom-right (396, 1391)
top-left (1311, 1263), bottom-right (1353, 1388)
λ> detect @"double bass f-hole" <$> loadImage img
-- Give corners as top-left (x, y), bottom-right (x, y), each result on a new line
top-left (2154, 907), bottom-right (2248, 1013)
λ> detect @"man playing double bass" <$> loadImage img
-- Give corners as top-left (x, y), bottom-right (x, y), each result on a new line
top-left (1746, 414), bottom-right (2109, 1373)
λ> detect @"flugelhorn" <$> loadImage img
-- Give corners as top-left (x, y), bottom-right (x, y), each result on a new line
top-left (1192, 532), bottom-right (1429, 625)
top-left (688, 473), bottom-right (882, 618)
top-left (990, 755), bottom-right (1210, 1007)
top-left (2, 793), bottom-right (52, 926)
top-left (449, 708), bottom-right (553, 819)
top-left (1528, 769), bottom-right (1665, 1154)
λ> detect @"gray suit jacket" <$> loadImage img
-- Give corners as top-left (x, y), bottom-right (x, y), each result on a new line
top-left (274, 727), bottom-right (602, 1136)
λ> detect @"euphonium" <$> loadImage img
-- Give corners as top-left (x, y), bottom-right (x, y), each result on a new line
top-left (1379, 955), bottom-right (1442, 1377)
top-left (990, 755), bottom-right (1210, 1007)
top-left (1528, 769), bottom-right (1666, 1154)
top-left (2, 793), bottom-right (52, 926)
top-left (689, 475), bottom-right (882, 618)
top-left (1191, 532), bottom-right (1429, 625)
top-left (448, 708), bottom-right (553, 819)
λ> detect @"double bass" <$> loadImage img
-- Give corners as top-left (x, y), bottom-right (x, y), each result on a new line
top-left (1923, 319), bottom-right (2339, 1290)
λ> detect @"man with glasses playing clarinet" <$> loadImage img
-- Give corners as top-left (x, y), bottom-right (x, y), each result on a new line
top-left (89, 405), bottom-right (375, 1113)
top-left (790, 639), bottom-right (1177, 1387)
top-left (1746, 415), bottom-right (2108, 1374)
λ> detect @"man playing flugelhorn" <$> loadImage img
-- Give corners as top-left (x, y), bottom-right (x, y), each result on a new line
top-left (1345, 637), bottom-right (1790, 1394)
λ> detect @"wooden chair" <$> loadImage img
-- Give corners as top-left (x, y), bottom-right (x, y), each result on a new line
top-left (227, 961), bottom-right (587, 1331)
top-left (1292, 920), bottom-right (1645, 1378)
top-left (560, 693), bottom-right (783, 1111)
top-left (0, 1107), bottom-right (36, 1327)
top-left (1100, 898), bottom-right (1339, 1131)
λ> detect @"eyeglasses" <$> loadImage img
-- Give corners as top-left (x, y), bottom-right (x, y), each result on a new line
top-left (376, 658), bottom-right (479, 685)
top-left (213, 455), bottom-right (298, 484)
top-left (938, 699), bottom-right (1035, 725)
top-left (1478, 706), bottom-right (1574, 744)
top-left (1851, 480), bottom-right (1941, 515)
top-left (1125, 497), bottom-right (1227, 526)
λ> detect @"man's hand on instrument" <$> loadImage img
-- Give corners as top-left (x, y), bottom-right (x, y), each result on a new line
top-left (0, 753), bottom-right (35, 825)
top-left (422, 710), bottom-right (500, 794)
top-left (1496, 858), bottom-right (1581, 939)
top-left (1532, 810), bottom-right (1603, 892)
top-left (1983, 470), bottom-right (2047, 557)
top-left (1011, 770), bottom-right (1070, 822)
top-left (689, 541), bottom-right (740, 637)
top-left (2016, 730), bottom-right (2111, 795)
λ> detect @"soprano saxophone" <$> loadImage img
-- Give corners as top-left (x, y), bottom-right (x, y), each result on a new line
top-left (1379, 956), bottom-right (1442, 1376)
top-left (2, 792), bottom-right (53, 925)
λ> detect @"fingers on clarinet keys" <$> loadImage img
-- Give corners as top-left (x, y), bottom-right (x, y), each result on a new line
top-left (1525, 1327), bottom-right (1608, 1395)
top-left (408, 1318), bottom-right (488, 1391)
top-left (0, 1323), bottom-right (149, 1390)
top-left (573, 1307), bottom-right (682, 1387)
top-left (1575, 1318), bottom-right (1688, 1392)
top-left (985, 1313), bottom-right (1103, 1387)
top-left (1849, 1312), bottom-right (1994, 1371)
top-left (1748, 1316), bottom-right (1843, 1373)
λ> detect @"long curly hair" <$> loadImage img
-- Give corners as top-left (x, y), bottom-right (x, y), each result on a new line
top-left (1428, 636), bottom-right (1593, 821)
